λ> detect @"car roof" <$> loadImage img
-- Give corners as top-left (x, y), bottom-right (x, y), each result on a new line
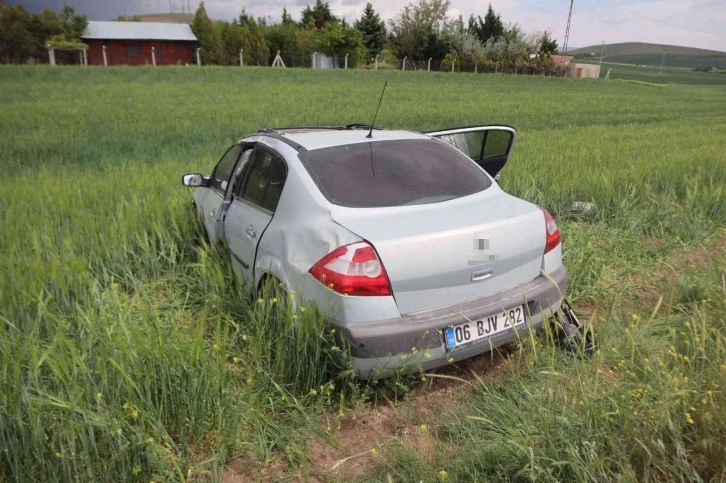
top-left (255, 127), bottom-right (430, 152)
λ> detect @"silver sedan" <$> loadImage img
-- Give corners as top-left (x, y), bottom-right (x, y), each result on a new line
top-left (182, 125), bottom-right (567, 379)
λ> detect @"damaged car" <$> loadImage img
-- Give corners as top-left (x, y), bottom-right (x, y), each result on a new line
top-left (182, 125), bottom-right (579, 379)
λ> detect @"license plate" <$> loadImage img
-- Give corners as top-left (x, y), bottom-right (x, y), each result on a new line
top-left (445, 305), bottom-right (527, 350)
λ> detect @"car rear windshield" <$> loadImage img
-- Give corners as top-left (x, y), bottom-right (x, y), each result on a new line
top-left (300, 139), bottom-right (491, 208)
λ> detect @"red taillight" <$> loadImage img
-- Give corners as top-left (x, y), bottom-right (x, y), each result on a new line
top-left (538, 207), bottom-right (561, 254)
top-left (308, 242), bottom-right (392, 296)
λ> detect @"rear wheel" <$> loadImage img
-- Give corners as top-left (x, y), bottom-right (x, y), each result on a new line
top-left (257, 275), bottom-right (291, 309)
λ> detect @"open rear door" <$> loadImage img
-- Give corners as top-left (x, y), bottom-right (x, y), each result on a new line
top-left (427, 126), bottom-right (516, 181)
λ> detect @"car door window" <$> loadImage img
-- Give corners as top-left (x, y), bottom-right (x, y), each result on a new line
top-left (427, 127), bottom-right (515, 179)
top-left (239, 145), bottom-right (288, 212)
top-left (438, 132), bottom-right (485, 160)
top-left (211, 144), bottom-right (243, 194)
top-left (482, 130), bottom-right (512, 159)
top-left (228, 148), bottom-right (253, 197)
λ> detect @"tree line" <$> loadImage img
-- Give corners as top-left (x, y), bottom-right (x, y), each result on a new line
top-left (192, 0), bottom-right (561, 71)
top-left (0, 4), bottom-right (87, 64)
top-left (1, 0), bottom-right (562, 74)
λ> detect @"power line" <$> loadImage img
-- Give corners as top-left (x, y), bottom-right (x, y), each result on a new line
top-left (568, 3), bottom-right (726, 38)
top-left (636, 14), bottom-right (726, 37)
top-left (530, 2), bottom-right (726, 47)
top-left (563, 0), bottom-right (574, 53)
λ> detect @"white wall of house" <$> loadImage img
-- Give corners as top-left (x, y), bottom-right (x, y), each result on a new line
top-left (312, 53), bottom-right (338, 69)
top-left (569, 63), bottom-right (601, 78)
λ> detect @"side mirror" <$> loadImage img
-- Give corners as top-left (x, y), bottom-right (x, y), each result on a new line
top-left (182, 173), bottom-right (205, 187)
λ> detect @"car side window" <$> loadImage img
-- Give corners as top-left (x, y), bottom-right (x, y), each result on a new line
top-left (239, 145), bottom-right (288, 212)
top-left (211, 144), bottom-right (243, 193)
top-left (228, 148), bottom-right (253, 195)
top-left (438, 132), bottom-right (484, 161)
top-left (436, 130), bottom-right (513, 162)
top-left (483, 130), bottom-right (512, 159)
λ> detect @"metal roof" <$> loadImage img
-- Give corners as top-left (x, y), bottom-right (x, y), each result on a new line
top-left (82, 21), bottom-right (197, 41)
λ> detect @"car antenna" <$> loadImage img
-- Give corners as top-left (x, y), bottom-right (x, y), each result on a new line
top-left (366, 81), bottom-right (387, 139)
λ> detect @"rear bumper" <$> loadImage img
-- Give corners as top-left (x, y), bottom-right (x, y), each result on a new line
top-left (333, 267), bottom-right (567, 380)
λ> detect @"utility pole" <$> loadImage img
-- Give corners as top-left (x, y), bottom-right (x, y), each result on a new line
top-left (563, 0), bottom-right (574, 53)
top-left (659, 47), bottom-right (667, 73)
top-left (599, 41), bottom-right (604, 65)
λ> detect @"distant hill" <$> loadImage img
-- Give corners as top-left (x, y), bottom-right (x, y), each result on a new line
top-left (569, 42), bottom-right (724, 57)
top-left (136, 13), bottom-right (194, 24)
top-left (568, 42), bottom-right (726, 69)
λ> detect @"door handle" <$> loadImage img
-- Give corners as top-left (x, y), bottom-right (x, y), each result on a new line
top-left (471, 268), bottom-right (492, 282)
top-left (245, 225), bottom-right (256, 238)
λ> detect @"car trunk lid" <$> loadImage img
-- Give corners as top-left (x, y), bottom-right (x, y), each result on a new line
top-left (330, 187), bottom-right (545, 314)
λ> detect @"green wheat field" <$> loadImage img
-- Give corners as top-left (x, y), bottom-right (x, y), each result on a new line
top-left (1, 66), bottom-right (725, 481)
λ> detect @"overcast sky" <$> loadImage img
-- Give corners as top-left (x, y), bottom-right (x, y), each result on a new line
top-left (12, 0), bottom-right (726, 51)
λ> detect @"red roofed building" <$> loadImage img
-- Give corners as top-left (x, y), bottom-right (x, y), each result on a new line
top-left (552, 55), bottom-right (573, 65)
top-left (82, 21), bottom-right (198, 66)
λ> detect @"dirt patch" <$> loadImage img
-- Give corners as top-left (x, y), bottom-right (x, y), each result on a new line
top-left (222, 453), bottom-right (295, 482)
top-left (307, 348), bottom-right (512, 478)
top-left (610, 233), bottom-right (726, 313)
top-left (643, 237), bottom-right (665, 249)
top-left (222, 457), bottom-right (254, 483)
top-left (309, 404), bottom-right (402, 479)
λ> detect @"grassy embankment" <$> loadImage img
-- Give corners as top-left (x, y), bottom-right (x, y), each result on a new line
top-left (1, 66), bottom-right (725, 481)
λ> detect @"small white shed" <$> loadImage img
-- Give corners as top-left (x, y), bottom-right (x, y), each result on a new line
top-left (569, 63), bottom-right (601, 79)
top-left (311, 53), bottom-right (338, 69)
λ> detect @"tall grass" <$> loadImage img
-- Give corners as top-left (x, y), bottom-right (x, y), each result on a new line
top-left (0, 160), bottom-right (350, 480)
top-left (1, 66), bottom-right (725, 481)
top-left (365, 256), bottom-right (726, 481)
